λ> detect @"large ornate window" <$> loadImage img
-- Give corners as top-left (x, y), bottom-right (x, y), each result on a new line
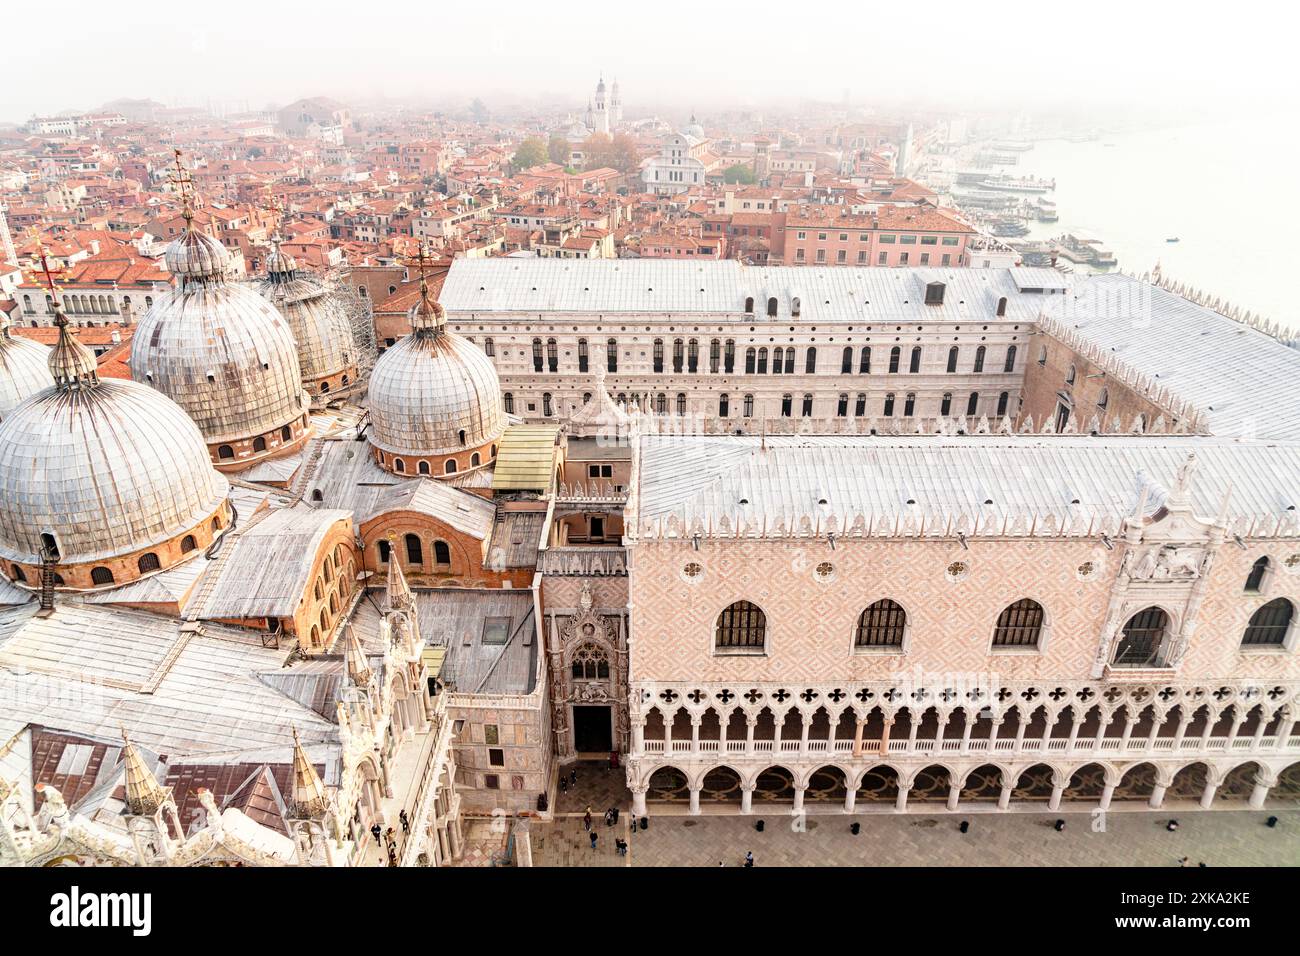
top-left (571, 643), bottom-right (611, 680)
top-left (1242, 598), bottom-right (1293, 647)
top-left (855, 599), bottom-right (906, 648)
top-left (1114, 606), bottom-right (1169, 667)
top-left (992, 599), bottom-right (1045, 648)
top-left (715, 601), bottom-right (766, 653)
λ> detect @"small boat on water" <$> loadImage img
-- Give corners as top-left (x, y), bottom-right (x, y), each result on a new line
top-left (1166, 237), bottom-right (1180, 243)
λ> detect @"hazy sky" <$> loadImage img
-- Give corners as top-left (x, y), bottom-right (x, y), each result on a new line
top-left (4, 0), bottom-right (1293, 123)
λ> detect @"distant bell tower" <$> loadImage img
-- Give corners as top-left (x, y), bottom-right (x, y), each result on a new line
top-left (593, 74), bottom-right (610, 135)
top-left (611, 79), bottom-right (623, 125)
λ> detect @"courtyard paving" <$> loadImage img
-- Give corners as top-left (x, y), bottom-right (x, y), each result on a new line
top-left (531, 808), bottom-right (1300, 867)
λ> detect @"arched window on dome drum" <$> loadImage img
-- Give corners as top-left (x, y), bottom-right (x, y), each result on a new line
top-left (181, 535), bottom-right (197, 554)
top-left (11, 564), bottom-right (26, 583)
top-left (253, 436), bottom-right (267, 453)
top-left (947, 346), bottom-right (959, 373)
top-left (342, 374), bottom-right (350, 386)
top-left (405, 534), bottom-right (423, 566)
top-left (992, 599), bottom-right (1044, 648)
top-left (394, 458), bottom-right (406, 473)
top-left (434, 541), bottom-right (451, 567)
top-left (40, 533), bottom-right (59, 560)
top-left (1114, 606), bottom-right (1168, 667)
top-left (532, 339), bottom-right (543, 372)
top-left (578, 338), bottom-right (588, 372)
top-left (377, 540), bottom-right (391, 564)
top-left (91, 566), bottom-right (115, 586)
top-left (715, 601), bottom-right (766, 652)
top-left (491, 445), bottom-right (497, 458)
top-left (445, 459), bottom-right (458, 474)
top-left (458, 429), bottom-right (466, 445)
top-left (546, 338), bottom-right (558, 373)
top-left (504, 392), bottom-right (514, 414)
top-left (1244, 556), bottom-right (1268, 592)
top-left (1004, 345), bottom-right (1017, 372)
top-left (471, 452), bottom-right (480, 467)
top-left (571, 643), bottom-right (610, 680)
top-left (281, 425), bottom-right (292, 442)
top-left (1242, 598), bottom-right (1293, 647)
top-left (855, 599), bottom-right (907, 648)
top-left (607, 339), bottom-right (617, 373)
top-left (319, 382), bottom-right (329, 394)
top-left (311, 488), bottom-right (323, 502)
top-left (218, 444), bottom-right (234, 460)
top-left (137, 552), bottom-right (161, 574)
top-left (653, 339), bottom-right (664, 373)
top-left (418, 460), bottom-right (430, 475)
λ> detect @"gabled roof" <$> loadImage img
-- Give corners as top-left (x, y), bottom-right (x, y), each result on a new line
top-left (491, 424), bottom-right (560, 492)
top-left (365, 478), bottom-right (495, 539)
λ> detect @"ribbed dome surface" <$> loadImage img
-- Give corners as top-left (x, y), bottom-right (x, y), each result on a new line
top-left (0, 329), bottom-right (53, 420)
top-left (368, 329), bottom-right (506, 457)
top-left (131, 281), bottom-right (309, 444)
top-left (254, 267), bottom-right (355, 385)
top-left (0, 379), bottom-right (229, 564)
top-left (164, 229), bottom-right (233, 281)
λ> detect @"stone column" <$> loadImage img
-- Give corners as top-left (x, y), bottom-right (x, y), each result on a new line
top-left (879, 715), bottom-right (893, 756)
top-left (1251, 709), bottom-right (1271, 750)
top-left (1048, 780), bottom-right (1066, 811)
top-left (1066, 712), bottom-right (1083, 753)
top-left (1198, 780), bottom-right (1218, 809)
top-left (946, 781), bottom-right (961, 811)
top-left (690, 717), bottom-right (701, 755)
top-left (688, 786), bottom-right (701, 815)
top-left (1119, 715), bottom-right (1138, 752)
top-left (632, 718), bottom-right (645, 754)
top-left (997, 780), bottom-right (1013, 810)
top-left (1248, 772), bottom-right (1275, 809)
top-left (960, 713), bottom-right (975, 754)
top-left (852, 716), bottom-right (866, 757)
top-left (1099, 783), bottom-right (1116, 811)
top-left (844, 787), bottom-right (857, 813)
top-left (631, 787), bottom-right (647, 817)
top-left (792, 786), bottom-right (805, 814)
top-left (740, 785), bottom-right (754, 814)
top-left (1148, 783), bottom-right (1167, 809)
top-left (745, 717), bottom-right (757, 756)
top-left (895, 783), bottom-right (910, 813)
top-left (1013, 717), bottom-right (1028, 753)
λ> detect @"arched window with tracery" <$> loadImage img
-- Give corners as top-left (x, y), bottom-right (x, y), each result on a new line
top-left (1242, 598), bottom-right (1293, 647)
top-left (571, 643), bottom-right (611, 680)
top-left (855, 599), bottom-right (906, 648)
top-left (992, 598), bottom-right (1045, 648)
top-left (715, 600), bottom-right (766, 652)
top-left (1114, 606), bottom-right (1169, 667)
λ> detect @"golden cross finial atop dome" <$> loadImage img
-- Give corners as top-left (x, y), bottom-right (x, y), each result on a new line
top-left (28, 228), bottom-right (70, 327)
top-left (169, 148), bottom-right (196, 225)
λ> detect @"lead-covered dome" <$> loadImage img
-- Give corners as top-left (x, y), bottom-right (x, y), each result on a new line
top-left (131, 225), bottom-right (311, 465)
top-left (0, 316), bottom-right (229, 584)
top-left (368, 287), bottom-right (505, 474)
top-left (0, 316), bottom-right (53, 421)
top-left (254, 241), bottom-right (358, 403)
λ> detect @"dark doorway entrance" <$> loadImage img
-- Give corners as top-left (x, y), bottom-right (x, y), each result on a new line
top-left (573, 705), bottom-right (612, 754)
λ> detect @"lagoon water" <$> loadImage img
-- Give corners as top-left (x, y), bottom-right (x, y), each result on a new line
top-left (1009, 119), bottom-right (1300, 331)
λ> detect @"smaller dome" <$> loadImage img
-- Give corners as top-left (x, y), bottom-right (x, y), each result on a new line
top-left (0, 318), bottom-right (53, 420)
top-left (164, 229), bottom-right (231, 283)
top-left (254, 247), bottom-right (357, 392)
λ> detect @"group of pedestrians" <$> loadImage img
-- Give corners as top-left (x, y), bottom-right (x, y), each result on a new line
top-left (368, 808), bottom-right (412, 866)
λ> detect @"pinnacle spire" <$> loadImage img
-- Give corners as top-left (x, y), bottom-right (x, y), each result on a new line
top-left (386, 546), bottom-right (413, 611)
top-left (344, 624), bottom-right (372, 687)
top-left (31, 230), bottom-right (97, 391)
top-left (406, 241), bottom-right (445, 336)
top-left (288, 727), bottom-right (331, 819)
top-left (120, 727), bottom-right (169, 816)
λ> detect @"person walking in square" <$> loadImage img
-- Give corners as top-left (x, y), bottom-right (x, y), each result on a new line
top-left (370, 823), bottom-right (382, 844)
top-left (589, 830), bottom-right (598, 850)
top-left (399, 809), bottom-right (409, 834)
top-left (743, 850), bottom-right (754, 868)
top-left (583, 807), bottom-right (593, 831)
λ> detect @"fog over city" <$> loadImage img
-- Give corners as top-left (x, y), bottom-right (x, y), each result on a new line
top-left (5, 0), bottom-right (1292, 122)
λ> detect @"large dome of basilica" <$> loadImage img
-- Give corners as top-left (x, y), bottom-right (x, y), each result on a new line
top-left (367, 273), bottom-right (505, 478)
top-left (130, 209), bottom-right (311, 470)
top-left (0, 310), bottom-right (229, 590)
top-left (0, 314), bottom-right (53, 420)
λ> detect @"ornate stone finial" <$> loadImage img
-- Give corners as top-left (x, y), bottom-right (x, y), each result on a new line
top-left (288, 727), bottom-right (331, 820)
top-left (120, 727), bottom-right (169, 817)
top-left (386, 545), bottom-right (413, 611)
top-left (344, 624), bottom-right (372, 687)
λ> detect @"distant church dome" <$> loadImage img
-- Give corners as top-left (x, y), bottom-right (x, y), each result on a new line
top-left (0, 309), bottom-right (230, 590)
top-left (254, 239), bottom-right (358, 404)
top-left (367, 268), bottom-right (505, 478)
top-left (0, 315), bottom-right (53, 421)
top-left (131, 205), bottom-right (311, 472)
